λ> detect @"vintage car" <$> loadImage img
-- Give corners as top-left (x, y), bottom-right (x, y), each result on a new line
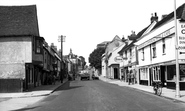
top-left (80, 73), bottom-right (90, 80)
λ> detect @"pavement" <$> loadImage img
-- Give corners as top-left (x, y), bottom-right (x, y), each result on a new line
top-left (0, 79), bottom-right (68, 99)
top-left (98, 76), bottom-right (185, 103)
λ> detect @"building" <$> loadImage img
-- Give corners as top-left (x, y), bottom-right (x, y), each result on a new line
top-left (103, 35), bottom-right (125, 79)
top-left (97, 41), bottom-right (110, 48)
top-left (0, 5), bottom-right (44, 92)
top-left (135, 3), bottom-right (185, 89)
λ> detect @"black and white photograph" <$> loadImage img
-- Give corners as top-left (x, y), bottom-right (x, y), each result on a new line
top-left (0, 0), bottom-right (185, 111)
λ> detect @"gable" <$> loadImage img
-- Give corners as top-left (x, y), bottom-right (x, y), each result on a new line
top-left (0, 5), bottom-right (40, 36)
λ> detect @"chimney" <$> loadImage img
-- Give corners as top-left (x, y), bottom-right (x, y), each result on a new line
top-left (151, 12), bottom-right (158, 23)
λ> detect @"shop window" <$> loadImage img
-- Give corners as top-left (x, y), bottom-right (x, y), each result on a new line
top-left (152, 43), bottom-right (156, 58)
top-left (162, 38), bottom-right (166, 54)
top-left (179, 64), bottom-right (185, 81)
top-left (167, 65), bottom-right (176, 81)
top-left (140, 68), bottom-right (148, 80)
top-left (141, 48), bottom-right (144, 61)
top-left (153, 66), bottom-right (161, 81)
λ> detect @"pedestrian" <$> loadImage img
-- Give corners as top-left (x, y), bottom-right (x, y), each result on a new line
top-left (130, 70), bottom-right (134, 84)
top-left (121, 74), bottom-right (124, 82)
top-left (128, 71), bottom-right (131, 85)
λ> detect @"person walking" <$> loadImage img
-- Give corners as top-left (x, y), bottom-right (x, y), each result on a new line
top-left (128, 71), bottom-right (131, 85)
top-left (130, 70), bottom-right (134, 84)
top-left (121, 74), bottom-right (124, 82)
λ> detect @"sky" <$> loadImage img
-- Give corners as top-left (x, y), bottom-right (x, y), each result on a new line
top-left (1, 0), bottom-right (185, 64)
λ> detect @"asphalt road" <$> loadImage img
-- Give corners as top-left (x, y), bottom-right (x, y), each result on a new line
top-left (18, 79), bottom-right (185, 111)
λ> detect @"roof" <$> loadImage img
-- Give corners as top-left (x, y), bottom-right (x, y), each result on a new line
top-left (0, 5), bottom-right (40, 36)
top-left (118, 41), bottom-right (135, 54)
top-left (152, 3), bottom-right (185, 30)
top-left (97, 41), bottom-right (110, 48)
top-left (118, 25), bottom-right (149, 54)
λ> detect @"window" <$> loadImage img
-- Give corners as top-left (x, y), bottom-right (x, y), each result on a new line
top-left (140, 68), bottom-right (148, 80)
top-left (141, 48), bottom-right (144, 61)
top-left (152, 43), bottom-right (156, 58)
top-left (153, 66), bottom-right (161, 81)
top-left (167, 65), bottom-right (176, 81)
top-left (125, 51), bottom-right (127, 59)
top-left (129, 48), bottom-right (132, 59)
top-left (162, 38), bottom-right (166, 54)
top-left (36, 39), bottom-right (42, 54)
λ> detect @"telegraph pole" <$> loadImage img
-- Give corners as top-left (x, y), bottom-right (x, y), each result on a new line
top-left (58, 35), bottom-right (65, 83)
top-left (174, 0), bottom-right (180, 98)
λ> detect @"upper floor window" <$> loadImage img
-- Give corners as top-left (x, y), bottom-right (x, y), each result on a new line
top-left (141, 48), bottom-right (144, 61)
top-left (129, 48), bottom-right (132, 59)
top-left (36, 39), bottom-right (42, 54)
top-left (152, 43), bottom-right (157, 58)
top-left (162, 38), bottom-right (166, 54)
top-left (125, 51), bottom-right (127, 59)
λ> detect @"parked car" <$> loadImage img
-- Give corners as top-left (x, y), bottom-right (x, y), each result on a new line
top-left (92, 74), bottom-right (99, 80)
top-left (80, 73), bottom-right (90, 80)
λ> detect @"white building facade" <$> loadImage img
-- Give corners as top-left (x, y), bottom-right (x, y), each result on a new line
top-left (135, 3), bottom-right (185, 89)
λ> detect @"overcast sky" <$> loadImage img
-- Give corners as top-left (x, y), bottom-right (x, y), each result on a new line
top-left (1, 0), bottom-right (185, 64)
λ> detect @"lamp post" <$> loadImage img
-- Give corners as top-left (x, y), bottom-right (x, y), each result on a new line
top-left (58, 35), bottom-right (66, 83)
top-left (174, 0), bottom-right (180, 98)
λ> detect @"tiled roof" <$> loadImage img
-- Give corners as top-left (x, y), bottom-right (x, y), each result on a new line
top-left (0, 5), bottom-right (40, 36)
top-left (118, 41), bottom-right (134, 54)
top-left (118, 25), bottom-right (149, 54)
top-left (152, 3), bottom-right (185, 30)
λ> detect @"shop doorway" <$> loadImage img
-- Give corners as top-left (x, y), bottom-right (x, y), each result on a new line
top-left (114, 68), bottom-right (119, 79)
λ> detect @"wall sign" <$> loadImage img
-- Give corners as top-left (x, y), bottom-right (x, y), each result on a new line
top-left (114, 56), bottom-right (123, 63)
top-left (138, 28), bottom-right (174, 49)
top-left (178, 22), bottom-right (185, 50)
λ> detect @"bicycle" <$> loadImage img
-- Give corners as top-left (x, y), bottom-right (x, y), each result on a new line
top-left (152, 81), bottom-right (163, 96)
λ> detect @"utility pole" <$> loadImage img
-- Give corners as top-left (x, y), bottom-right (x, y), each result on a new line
top-left (58, 35), bottom-right (66, 83)
top-left (174, 0), bottom-right (180, 98)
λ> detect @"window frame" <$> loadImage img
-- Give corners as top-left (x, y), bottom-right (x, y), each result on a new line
top-left (152, 43), bottom-right (157, 58)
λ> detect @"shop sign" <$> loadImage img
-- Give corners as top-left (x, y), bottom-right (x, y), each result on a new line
top-left (138, 28), bottom-right (173, 49)
top-left (114, 56), bottom-right (123, 63)
top-left (178, 22), bottom-right (185, 50)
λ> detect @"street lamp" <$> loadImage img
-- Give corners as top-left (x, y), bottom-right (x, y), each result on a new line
top-left (58, 35), bottom-right (66, 83)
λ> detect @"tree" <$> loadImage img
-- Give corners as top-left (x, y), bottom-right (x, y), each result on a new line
top-left (79, 56), bottom-right (86, 69)
top-left (89, 47), bottom-right (105, 69)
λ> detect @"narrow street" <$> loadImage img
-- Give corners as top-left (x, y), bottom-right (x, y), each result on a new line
top-left (17, 80), bottom-right (185, 111)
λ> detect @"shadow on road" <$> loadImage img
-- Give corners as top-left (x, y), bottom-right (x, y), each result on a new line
top-left (54, 81), bottom-right (83, 92)
top-left (11, 106), bottom-right (40, 111)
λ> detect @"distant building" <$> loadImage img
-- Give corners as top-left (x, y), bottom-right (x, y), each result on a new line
top-left (97, 41), bottom-right (110, 48)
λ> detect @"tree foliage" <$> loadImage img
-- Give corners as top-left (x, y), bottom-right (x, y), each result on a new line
top-left (89, 47), bottom-right (105, 69)
top-left (79, 56), bottom-right (86, 69)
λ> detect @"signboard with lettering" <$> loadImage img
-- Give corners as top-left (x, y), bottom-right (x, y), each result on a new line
top-left (114, 56), bottom-right (123, 63)
top-left (138, 28), bottom-right (174, 49)
top-left (178, 21), bottom-right (185, 59)
top-left (178, 22), bottom-right (185, 49)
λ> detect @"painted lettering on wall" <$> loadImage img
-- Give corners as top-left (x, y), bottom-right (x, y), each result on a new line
top-left (138, 28), bottom-right (174, 49)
